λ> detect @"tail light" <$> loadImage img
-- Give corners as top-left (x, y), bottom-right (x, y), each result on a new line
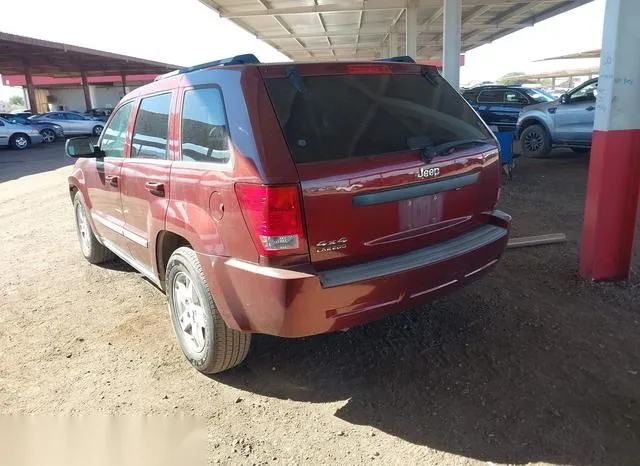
top-left (235, 183), bottom-right (307, 257)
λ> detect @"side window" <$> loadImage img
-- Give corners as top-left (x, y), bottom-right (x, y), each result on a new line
top-left (504, 91), bottom-right (528, 104)
top-left (100, 101), bottom-right (134, 158)
top-left (477, 90), bottom-right (505, 104)
top-left (50, 113), bottom-right (65, 120)
top-left (181, 87), bottom-right (231, 164)
top-left (462, 91), bottom-right (477, 103)
top-left (66, 113), bottom-right (86, 121)
top-left (570, 81), bottom-right (598, 103)
top-left (131, 93), bottom-right (172, 160)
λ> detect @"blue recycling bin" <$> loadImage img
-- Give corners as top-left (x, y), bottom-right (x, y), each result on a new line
top-left (494, 131), bottom-right (514, 165)
top-left (493, 130), bottom-right (515, 179)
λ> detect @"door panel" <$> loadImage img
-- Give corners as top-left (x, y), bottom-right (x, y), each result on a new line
top-left (84, 158), bottom-right (127, 248)
top-left (120, 159), bottom-right (171, 264)
top-left (0, 121), bottom-right (8, 146)
top-left (84, 101), bottom-right (135, 249)
top-left (120, 92), bottom-right (174, 269)
top-left (555, 79), bottom-right (598, 143)
top-left (554, 102), bottom-right (595, 142)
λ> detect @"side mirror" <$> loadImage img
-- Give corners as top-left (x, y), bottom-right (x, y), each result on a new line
top-left (65, 137), bottom-right (103, 158)
top-left (559, 94), bottom-right (569, 104)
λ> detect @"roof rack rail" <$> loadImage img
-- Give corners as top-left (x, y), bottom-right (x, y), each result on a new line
top-left (155, 54), bottom-right (261, 81)
top-left (375, 56), bottom-right (416, 63)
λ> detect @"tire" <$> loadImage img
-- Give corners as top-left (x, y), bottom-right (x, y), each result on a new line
top-left (166, 247), bottom-right (251, 374)
top-left (571, 147), bottom-right (590, 154)
top-left (73, 192), bottom-right (115, 264)
top-left (40, 128), bottom-right (56, 143)
top-left (92, 125), bottom-right (103, 136)
top-left (10, 133), bottom-right (30, 150)
top-left (520, 124), bottom-right (551, 157)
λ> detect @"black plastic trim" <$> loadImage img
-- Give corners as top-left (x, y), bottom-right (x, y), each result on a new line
top-left (353, 172), bottom-right (480, 207)
top-left (318, 224), bottom-right (507, 288)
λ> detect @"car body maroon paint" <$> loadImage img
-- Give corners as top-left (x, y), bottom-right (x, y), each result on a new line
top-left (68, 56), bottom-right (510, 372)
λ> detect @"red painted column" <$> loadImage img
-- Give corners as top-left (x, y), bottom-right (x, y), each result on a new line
top-left (580, 0), bottom-right (640, 280)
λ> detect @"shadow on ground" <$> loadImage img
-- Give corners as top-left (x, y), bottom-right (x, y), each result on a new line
top-left (217, 263), bottom-right (639, 465)
top-left (0, 141), bottom-right (71, 183)
top-left (216, 153), bottom-right (639, 465)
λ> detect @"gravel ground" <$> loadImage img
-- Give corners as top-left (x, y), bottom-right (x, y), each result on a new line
top-left (1, 143), bottom-right (638, 465)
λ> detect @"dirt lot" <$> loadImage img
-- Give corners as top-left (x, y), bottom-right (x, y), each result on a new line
top-left (1, 143), bottom-right (639, 465)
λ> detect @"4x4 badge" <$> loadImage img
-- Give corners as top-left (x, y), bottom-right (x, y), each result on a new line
top-left (316, 237), bottom-right (348, 253)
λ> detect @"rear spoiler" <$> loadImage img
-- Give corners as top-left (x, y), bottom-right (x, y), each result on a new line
top-left (376, 56), bottom-right (416, 63)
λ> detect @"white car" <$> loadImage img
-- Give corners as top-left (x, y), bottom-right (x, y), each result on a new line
top-left (31, 111), bottom-right (104, 137)
top-left (0, 117), bottom-right (44, 150)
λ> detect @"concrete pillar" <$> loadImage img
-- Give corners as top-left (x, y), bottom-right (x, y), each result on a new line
top-left (406, 1), bottom-right (418, 58)
top-left (88, 85), bottom-right (98, 109)
top-left (443, 0), bottom-right (462, 89)
top-left (389, 32), bottom-right (398, 57)
top-left (551, 77), bottom-right (556, 89)
top-left (23, 63), bottom-right (38, 114)
top-left (80, 70), bottom-right (92, 112)
top-left (580, 0), bottom-right (640, 281)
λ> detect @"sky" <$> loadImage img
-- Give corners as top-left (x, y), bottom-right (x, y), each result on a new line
top-left (0, 0), bottom-right (605, 98)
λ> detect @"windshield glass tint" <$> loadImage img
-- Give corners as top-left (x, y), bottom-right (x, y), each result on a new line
top-left (523, 88), bottom-right (554, 103)
top-left (265, 73), bottom-right (492, 164)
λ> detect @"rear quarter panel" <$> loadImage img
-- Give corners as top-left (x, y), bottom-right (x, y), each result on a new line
top-left (165, 68), bottom-right (300, 263)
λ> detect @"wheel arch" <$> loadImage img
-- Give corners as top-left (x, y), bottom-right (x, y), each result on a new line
top-left (517, 117), bottom-right (551, 139)
top-left (155, 230), bottom-right (194, 290)
top-left (10, 132), bottom-right (31, 144)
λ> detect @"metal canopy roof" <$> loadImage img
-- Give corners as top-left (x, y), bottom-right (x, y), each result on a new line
top-left (0, 31), bottom-right (177, 77)
top-left (536, 48), bottom-right (601, 61)
top-left (200, 0), bottom-right (593, 61)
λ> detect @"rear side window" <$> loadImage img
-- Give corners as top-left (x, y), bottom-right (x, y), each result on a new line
top-left (180, 87), bottom-right (231, 164)
top-left (265, 73), bottom-right (492, 164)
top-left (131, 93), bottom-right (172, 160)
top-left (477, 90), bottom-right (506, 104)
top-left (100, 101), bottom-right (134, 158)
top-left (504, 91), bottom-right (528, 104)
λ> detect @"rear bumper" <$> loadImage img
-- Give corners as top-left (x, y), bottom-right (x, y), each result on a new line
top-left (202, 210), bottom-right (511, 338)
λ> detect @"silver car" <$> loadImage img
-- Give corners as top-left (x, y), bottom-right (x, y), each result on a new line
top-left (31, 111), bottom-right (105, 137)
top-left (0, 117), bottom-right (44, 150)
top-left (516, 78), bottom-right (598, 156)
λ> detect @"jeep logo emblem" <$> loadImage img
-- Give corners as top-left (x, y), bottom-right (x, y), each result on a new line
top-left (417, 167), bottom-right (440, 179)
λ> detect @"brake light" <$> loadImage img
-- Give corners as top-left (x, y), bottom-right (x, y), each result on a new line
top-left (347, 64), bottom-right (392, 75)
top-left (235, 183), bottom-right (307, 257)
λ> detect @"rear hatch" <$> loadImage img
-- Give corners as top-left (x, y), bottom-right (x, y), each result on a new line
top-left (260, 62), bottom-right (501, 270)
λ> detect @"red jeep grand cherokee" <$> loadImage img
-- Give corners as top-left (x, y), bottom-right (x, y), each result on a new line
top-left (67, 55), bottom-right (510, 374)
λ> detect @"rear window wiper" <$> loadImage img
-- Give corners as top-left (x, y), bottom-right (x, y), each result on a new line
top-left (409, 138), bottom-right (494, 163)
top-left (286, 65), bottom-right (307, 93)
top-left (420, 66), bottom-right (439, 86)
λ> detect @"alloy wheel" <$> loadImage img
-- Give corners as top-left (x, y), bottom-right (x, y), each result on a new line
top-left (15, 136), bottom-right (28, 149)
top-left (75, 203), bottom-right (91, 257)
top-left (172, 272), bottom-right (207, 354)
top-left (41, 129), bottom-right (56, 143)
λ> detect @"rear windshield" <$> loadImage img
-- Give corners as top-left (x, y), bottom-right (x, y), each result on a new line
top-left (265, 73), bottom-right (493, 164)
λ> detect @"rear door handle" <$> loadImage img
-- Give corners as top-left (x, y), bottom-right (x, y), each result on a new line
top-left (145, 181), bottom-right (165, 196)
top-left (105, 175), bottom-right (119, 187)
top-left (586, 106), bottom-right (595, 111)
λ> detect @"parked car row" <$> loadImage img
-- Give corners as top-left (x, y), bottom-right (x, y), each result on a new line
top-left (463, 79), bottom-right (598, 157)
top-left (0, 111), bottom-right (106, 150)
